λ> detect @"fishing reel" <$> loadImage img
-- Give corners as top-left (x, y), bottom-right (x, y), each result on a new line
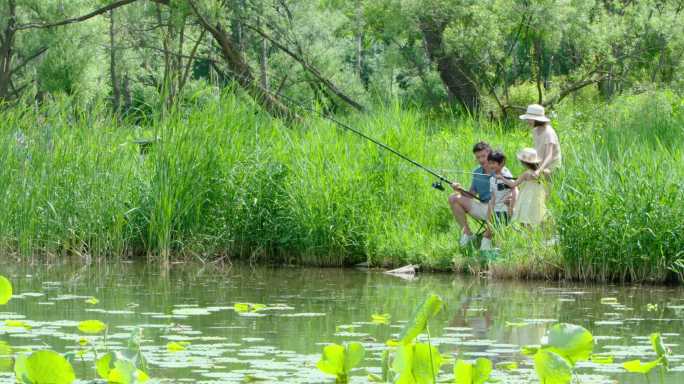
top-left (432, 180), bottom-right (445, 191)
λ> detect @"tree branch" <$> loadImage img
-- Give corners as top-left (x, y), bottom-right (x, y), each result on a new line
top-left (11, 46), bottom-right (48, 74)
top-left (15, 0), bottom-right (141, 30)
top-left (245, 23), bottom-right (364, 112)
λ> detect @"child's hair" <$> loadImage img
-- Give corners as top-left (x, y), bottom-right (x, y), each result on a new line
top-left (487, 150), bottom-right (506, 165)
top-left (534, 120), bottom-right (547, 127)
top-left (472, 141), bottom-right (491, 153)
top-left (521, 161), bottom-right (539, 170)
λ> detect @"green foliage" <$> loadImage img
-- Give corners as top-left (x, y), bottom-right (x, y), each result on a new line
top-left (524, 323), bottom-right (593, 384)
top-left (96, 352), bottom-right (149, 384)
top-left (391, 343), bottom-right (443, 384)
top-left (533, 349), bottom-right (572, 384)
top-left (623, 359), bottom-right (660, 374)
top-left (651, 333), bottom-right (669, 369)
top-left (454, 358), bottom-right (492, 384)
top-left (545, 323), bottom-right (593, 365)
top-left (0, 276), bottom-right (12, 305)
top-left (399, 294), bottom-right (443, 345)
top-left (316, 342), bottom-right (365, 383)
top-left (14, 350), bottom-right (76, 384)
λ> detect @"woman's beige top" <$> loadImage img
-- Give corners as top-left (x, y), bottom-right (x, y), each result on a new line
top-left (533, 125), bottom-right (562, 170)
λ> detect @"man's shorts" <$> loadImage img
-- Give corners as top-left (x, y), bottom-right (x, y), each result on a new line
top-left (468, 201), bottom-right (489, 220)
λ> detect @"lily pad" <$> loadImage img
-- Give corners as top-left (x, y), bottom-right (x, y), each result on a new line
top-left (26, 350), bottom-right (76, 384)
top-left (546, 323), bottom-right (593, 365)
top-left (78, 320), bottom-right (107, 334)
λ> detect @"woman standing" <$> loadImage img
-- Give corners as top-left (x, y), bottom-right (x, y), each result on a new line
top-left (519, 104), bottom-right (561, 178)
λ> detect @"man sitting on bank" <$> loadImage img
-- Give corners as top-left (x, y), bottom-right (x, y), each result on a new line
top-left (448, 142), bottom-right (495, 247)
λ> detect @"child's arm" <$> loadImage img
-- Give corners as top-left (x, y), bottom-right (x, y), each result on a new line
top-left (498, 172), bottom-right (527, 188)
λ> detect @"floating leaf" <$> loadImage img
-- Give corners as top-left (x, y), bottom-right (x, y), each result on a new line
top-left (368, 373), bottom-right (384, 382)
top-left (546, 323), bottom-right (593, 365)
top-left (0, 276), bottom-right (12, 305)
top-left (372, 313), bottom-right (391, 324)
top-left (600, 297), bottom-right (618, 304)
top-left (78, 320), bottom-right (107, 334)
top-left (26, 350), bottom-right (76, 384)
top-left (505, 321), bottom-right (527, 328)
top-left (167, 341), bottom-right (189, 352)
top-left (4, 320), bottom-right (31, 329)
top-left (590, 354), bottom-right (614, 364)
top-left (534, 349), bottom-right (572, 384)
top-left (234, 303), bottom-right (266, 313)
top-left (398, 294), bottom-right (443, 344)
top-left (650, 333), bottom-right (669, 369)
top-left (85, 297), bottom-right (99, 305)
top-left (623, 358), bottom-right (661, 374)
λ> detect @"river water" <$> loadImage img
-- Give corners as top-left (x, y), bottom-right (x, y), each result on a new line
top-left (1, 263), bottom-right (683, 383)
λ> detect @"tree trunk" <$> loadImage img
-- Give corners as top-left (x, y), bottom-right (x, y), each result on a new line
top-left (109, 9), bottom-right (121, 112)
top-left (534, 37), bottom-right (543, 104)
top-left (258, 18), bottom-right (268, 91)
top-left (355, 1), bottom-right (363, 80)
top-left (188, 1), bottom-right (291, 118)
top-left (419, 18), bottom-right (479, 112)
top-left (122, 73), bottom-right (132, 111)
top-left (0, 0), bottom-right (17, 101)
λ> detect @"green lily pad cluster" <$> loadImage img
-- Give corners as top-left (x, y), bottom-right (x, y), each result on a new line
top-left (521, 323), bottom-right (594, 384)
top-left (319, 294), bottom-right (497, 384)
top-left (316, 342), bottom-right (366, 383)
top-left (623, 333), bottom-right (670, 381)
top-left (0, 275), bottom-right (151, 384)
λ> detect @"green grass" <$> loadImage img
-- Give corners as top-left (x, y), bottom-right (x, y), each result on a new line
top-left (0, 90), bottom-right (683, 282)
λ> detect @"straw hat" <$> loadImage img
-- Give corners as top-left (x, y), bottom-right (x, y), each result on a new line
top-left (519, 104), bottom-right (550, 122)
top-left (517, 148), bottom-right (541, 164)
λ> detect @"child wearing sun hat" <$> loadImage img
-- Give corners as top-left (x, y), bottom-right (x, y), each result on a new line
top-left (497, 148), bottom-right (546, 226)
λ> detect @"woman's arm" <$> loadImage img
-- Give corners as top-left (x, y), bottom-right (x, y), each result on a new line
top-left (535, 143), bottom-right (555, 177)
top-left (508, 187), bottom-right (517, 216)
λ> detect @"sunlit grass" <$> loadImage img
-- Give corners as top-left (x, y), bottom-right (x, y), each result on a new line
top-left (0, 90), bottom-right (682, 282)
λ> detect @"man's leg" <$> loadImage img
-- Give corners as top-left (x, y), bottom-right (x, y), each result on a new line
top-left (448, 193), bottom-right (474, 235)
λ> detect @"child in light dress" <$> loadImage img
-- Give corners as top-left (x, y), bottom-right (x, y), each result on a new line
top-left (497, 148), bottom-right (546, 226)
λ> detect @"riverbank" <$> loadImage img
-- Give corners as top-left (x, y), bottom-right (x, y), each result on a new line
top-left (1, 90), bottom-right (682, 282)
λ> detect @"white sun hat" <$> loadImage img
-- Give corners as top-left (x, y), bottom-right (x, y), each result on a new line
top-left (517, 148), bottom-right (542, 164)
top-left (519, 104), bottom-right (550, 122)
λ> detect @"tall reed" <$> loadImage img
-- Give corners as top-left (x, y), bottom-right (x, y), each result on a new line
top-left (0, 90), bottom-right (682, 282)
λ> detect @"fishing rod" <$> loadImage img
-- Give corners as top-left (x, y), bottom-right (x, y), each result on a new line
top-left (219, 67), bottom-right (484, 200)
top-left (270, 91), bottom-right (484, 201)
